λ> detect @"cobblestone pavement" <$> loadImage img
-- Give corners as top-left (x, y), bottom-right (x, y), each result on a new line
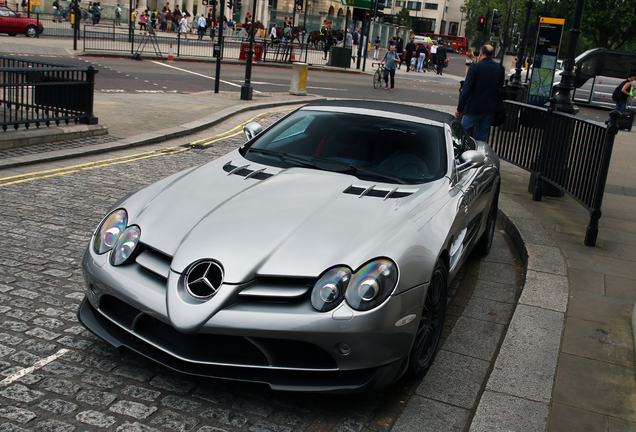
top-left (0, 135), bottom-right (123, 160)
top-left (0, 112), bottom-right (523, 432)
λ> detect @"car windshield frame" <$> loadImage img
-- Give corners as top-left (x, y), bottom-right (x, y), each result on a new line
top-left (242, 109), bottom-right (448, 185)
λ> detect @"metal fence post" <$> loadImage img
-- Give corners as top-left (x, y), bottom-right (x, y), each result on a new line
top-left (585, 110), bottom-right (619, 247)
top-left (81, 65), bottom-right (99, 125)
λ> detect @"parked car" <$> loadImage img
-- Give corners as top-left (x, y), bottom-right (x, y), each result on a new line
top-left (0, 4), bottom-right (43, 37)
top-left (78, 100), bottom-right (501, 393)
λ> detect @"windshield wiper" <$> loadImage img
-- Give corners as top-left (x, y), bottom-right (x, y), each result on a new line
top-left (249, 148), bottom-right (408, 184)
top-left (309, 156), bottom-right (408, 185)
top-left (247, 148), bottom-right (318, 169)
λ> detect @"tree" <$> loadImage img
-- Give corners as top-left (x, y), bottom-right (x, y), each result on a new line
top-left (396, 7), bottom-right (411, 28)
top-left (549, 0), bottom-right (636, 53)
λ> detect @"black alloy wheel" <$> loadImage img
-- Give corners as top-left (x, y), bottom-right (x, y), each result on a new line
top-left (408, 261), bottom-right (447, 376)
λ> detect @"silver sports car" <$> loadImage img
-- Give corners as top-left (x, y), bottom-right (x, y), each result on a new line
top-left (79, 100), bottom-right (500, 393)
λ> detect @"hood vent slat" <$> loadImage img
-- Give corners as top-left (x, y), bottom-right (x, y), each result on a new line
top-left (343, 185), bottom-right (414, 199)
top-left (224, 162), bottom-right (274, 181)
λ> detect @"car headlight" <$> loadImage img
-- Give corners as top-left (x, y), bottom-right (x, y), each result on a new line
top-left (345, 259), bottom-right (398, 311)
top-left (94, 209), bottom-right (127, 254)
top-left (311, 267), bottom-right (351, 312)
top-left (110, 225), bottom-right (141, 266)
top-left (310, 259), bottom-right (399, 312)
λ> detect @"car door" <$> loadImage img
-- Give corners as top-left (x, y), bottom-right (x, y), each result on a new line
top-left (446, 122), bottom-right (475, 273)
top-left (449, 122), bottom-right (491, 269)
top-left (0, 6), bottom-right (20, 34)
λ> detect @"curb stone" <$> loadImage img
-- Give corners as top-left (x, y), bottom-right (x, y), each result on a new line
top-left (470, 192), bottom-right (569, 432)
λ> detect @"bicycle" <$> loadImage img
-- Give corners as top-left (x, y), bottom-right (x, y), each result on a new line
top-left (372, 62), bottom-right (385, 89)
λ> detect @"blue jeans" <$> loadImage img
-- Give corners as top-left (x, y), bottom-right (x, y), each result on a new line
top-left (462, 113), bottom-right (495, 142)
top-left (416, 53), bottom-right (425, 72)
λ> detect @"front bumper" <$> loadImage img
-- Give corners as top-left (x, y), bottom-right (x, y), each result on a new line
top-left (78, 297), bottom-right (410, 392)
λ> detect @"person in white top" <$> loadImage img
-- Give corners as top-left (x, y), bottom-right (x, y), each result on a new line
top-left (270, 23), bottom-right (278, 41)
top-left (179, 15), bottom-right (188, 39)
top-left (197, 14), bottom-right (206, 40)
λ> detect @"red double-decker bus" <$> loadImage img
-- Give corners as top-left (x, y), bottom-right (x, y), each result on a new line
top-left (423, 33), bottom-right (467, 55)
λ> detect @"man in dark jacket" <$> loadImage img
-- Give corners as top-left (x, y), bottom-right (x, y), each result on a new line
top-left (404, 38), bottom-right (416, 72)
top-left (436, 43), bottom-right (447, 75)
top-left (455, 45), bottom-right (504, 141)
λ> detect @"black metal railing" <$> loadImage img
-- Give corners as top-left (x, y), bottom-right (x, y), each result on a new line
top-left (0, 56), bottom-right (98, 131)
top-left (82, 26), bottom-right (332, 65)
top-left (490, 100), bottom-right (617, 246)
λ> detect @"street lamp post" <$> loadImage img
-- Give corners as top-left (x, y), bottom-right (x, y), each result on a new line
top-left (240, 0), bottom-right (258, 100)
top-left (550, 0), bottom-right (586, 114)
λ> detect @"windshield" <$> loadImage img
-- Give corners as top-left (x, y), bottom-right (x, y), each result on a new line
top-left (242, 110), bottom-right (447, 184)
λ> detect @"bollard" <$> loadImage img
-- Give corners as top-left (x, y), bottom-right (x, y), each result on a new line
top-left (289, 62), bottom-right (308, 96)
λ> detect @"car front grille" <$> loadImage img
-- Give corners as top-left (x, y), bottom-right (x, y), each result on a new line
top-left (97, 295), bottom-right (337, 370)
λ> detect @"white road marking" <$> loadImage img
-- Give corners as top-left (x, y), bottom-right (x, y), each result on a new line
top-left (230, 80), bottom-right (345, 91)
top-left (152, 61), bottom-right (261, 93)
top-left (0, 349), bottom-right (69, 387)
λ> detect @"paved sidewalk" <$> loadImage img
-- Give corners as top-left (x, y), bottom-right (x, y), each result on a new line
top-left (2, 36), bottom-right (635, 431)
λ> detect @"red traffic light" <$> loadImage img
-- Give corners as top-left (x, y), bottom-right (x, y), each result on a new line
top-left (479, 17), bottom-right (485, 24)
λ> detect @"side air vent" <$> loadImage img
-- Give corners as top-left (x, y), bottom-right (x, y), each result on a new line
top-left (223, 162), bottom-right (273, 180)
top-left (343, 185), bottom-right (415, 200)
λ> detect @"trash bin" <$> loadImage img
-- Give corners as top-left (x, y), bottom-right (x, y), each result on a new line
top-left (328, 46), bottom-right (353, 68)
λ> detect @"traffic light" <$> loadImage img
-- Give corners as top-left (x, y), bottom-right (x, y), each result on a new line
top-left (235, 0), bottom-right (241, 10)
top-left (296, 0), bottom-right (302, 11)
top-left (375, 0), bottom-right (385, 17)
top-left (513, 32), bottom-right (520, 46)
top-left (476, 16), bottom-right (485, 31)
top-left (490, 9), bottom-right (502, 33)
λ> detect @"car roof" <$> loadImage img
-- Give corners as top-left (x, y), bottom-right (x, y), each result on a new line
top-left (301, 100), bottom-right (456, 126)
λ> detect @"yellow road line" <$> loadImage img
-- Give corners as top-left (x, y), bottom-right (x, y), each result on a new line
top-left (0, 107), bottom-right (294, 188)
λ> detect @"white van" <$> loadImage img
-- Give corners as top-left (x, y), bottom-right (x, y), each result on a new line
top-left (553, 48), bottom-right (636, 108)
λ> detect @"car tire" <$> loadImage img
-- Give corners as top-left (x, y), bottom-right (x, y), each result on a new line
top-left (407, 260), bottom-right (447, 377)
top-left (475, 183), bottom-right (500, 256)
top-left (25, 26), bottom-right (37, 37)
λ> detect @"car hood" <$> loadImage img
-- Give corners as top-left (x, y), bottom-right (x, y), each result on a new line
top-left (128, 152), bottom-right (447, 283)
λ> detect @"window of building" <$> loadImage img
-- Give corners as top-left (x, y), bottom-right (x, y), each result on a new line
top-left (424, 3), bottom-right (437, 9)
top-left (407, 1), bottom-right (421, 10)
top-left (448, 21), bottom-right (458, 35)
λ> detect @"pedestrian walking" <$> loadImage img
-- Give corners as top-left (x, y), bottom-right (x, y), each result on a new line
top-left (270, 23), bottom-right (278, 42)
top-left (86, 1), bottom-right (93, 24)
top-left (139, 11), bottom-right (148, 31)
top-left (404, 38), bottom-right (416, 72)
top-left (179, 13), bottom-right (188, 39)
top-left (374, 36), bottom-right (381, 60)
top-left (52, 0), bottom-right (62, 22)
top-left (166, 9), bottom-right (174, 31)
top-left (197, 14), bottom-right (206, 40)
top-left (160, 9), bottom-right (167, 31)
top-left (416, 43), bottom-right (426, 72)
top-left (455, 45), bottom-right (505, 141)
top-left (430, 41), bottom-right (438, 72)
top-left (115, 4), bottom-right (122, 25)
top-left (395, 37), bottom-right (404, 69)
top-left (324, 31), bottom-right (335, 59)
top-left (436, 43), bottom-right (446, 75)
top-left (381, 44), bottom-right (401, 90)
top-left (607, 70), bottom-right (636, 123)
top-left (465, 47), bottom-right (474, 76)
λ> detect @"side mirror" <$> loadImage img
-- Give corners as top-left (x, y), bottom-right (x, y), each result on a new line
top-left (457, 150), bottom-right (486, 173)
top-left (243, 122), bottom-right (262, 141)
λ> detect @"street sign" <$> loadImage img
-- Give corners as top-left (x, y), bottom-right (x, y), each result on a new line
top-left (340, 0), bottom-right (372, 10)
top-left (490, 36), bottom-right (498, 42)
top-left (527, 17), bottom-right (565, 107)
